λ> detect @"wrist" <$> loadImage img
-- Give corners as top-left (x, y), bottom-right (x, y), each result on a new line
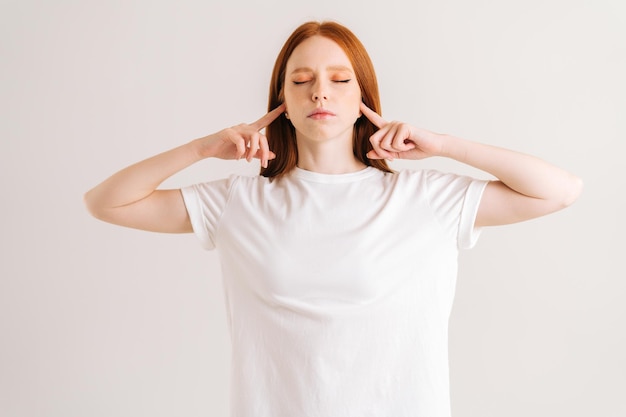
top-left (189, 135), bottom-right (214, 160)
top-left (439, 134), bottom-right (469, 162)
top-left (438, 134), bottom-right (456, 158)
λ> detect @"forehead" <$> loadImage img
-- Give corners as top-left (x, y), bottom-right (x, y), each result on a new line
top-left (286, 35), bottom-right (354, 73)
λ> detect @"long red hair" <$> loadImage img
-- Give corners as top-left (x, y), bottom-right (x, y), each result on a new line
top-left (260, 21), bottom-right (391, 178)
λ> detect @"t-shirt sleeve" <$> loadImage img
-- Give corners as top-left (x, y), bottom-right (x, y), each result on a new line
top-left (423, 170), bottom-right (489, 250)
top-left (180, 176), bottom-right (237, 250)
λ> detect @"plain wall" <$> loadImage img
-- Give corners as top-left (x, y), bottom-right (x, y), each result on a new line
top-left (1, 0), bottom-right (624, 416)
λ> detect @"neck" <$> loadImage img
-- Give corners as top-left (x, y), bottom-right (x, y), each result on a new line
top-left (296, 134), bottom-right (366, 174)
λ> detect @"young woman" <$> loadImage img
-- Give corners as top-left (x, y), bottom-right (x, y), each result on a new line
top-left (84, 21), bottom-right (582, 417)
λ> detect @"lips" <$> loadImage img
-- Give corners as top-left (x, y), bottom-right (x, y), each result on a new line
top-left (308, 108), bottom-right (336, 119)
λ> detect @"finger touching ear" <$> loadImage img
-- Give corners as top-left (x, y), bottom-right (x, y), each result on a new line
top-left (359, 101), bottom-right (387, 128)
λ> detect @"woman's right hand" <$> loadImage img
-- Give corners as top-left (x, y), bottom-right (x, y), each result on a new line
top-left (84, 104), bottom-right (285, 233)
top-left (196, 104), bottom-right (285, 168)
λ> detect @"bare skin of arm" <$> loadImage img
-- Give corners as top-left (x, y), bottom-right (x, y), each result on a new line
top-left (360, 102), bottom-right (583, 227)
top-left (84, 104), bottom-right (285, 233)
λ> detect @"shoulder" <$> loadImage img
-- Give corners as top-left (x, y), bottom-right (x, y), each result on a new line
top-left (388, 168), bottom-right (450, 187)
top-left (389, 169), bottom-right (488, 202)
top-left (393, 168), bottom-right (462, 180)
top-left (190, 172), bottom-right (271, 190)
top-left (395, 168), bottom-right (480, 186)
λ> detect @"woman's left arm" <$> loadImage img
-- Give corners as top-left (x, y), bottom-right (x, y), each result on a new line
top-left (360, 102), bottom-right (583, 227)
top-left (439, 136), bottom-right (583, 227)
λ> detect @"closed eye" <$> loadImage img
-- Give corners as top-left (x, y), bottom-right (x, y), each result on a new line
top-left (292, 79), bottom-right (351, 85)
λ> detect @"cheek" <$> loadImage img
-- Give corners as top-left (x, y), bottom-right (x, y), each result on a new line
top-left (282, 89), bottom-right (291, 107)
top-left (283, 88), bottom-right (301, 114)
top-left (348, 91), bottom-right (362, 120)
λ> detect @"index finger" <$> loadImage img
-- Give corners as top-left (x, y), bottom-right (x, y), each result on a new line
top-left (360, 101), bottom-right (387, 128)
top-left (251, 103), bottom-right (286, 130)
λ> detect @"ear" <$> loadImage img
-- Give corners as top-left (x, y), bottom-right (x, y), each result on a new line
top-left (278, 85), bottom-right (285, 103)
top-left (279, 87), bottom-right (288, 117)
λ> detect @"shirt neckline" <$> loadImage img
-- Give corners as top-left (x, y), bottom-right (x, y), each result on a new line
top-left (292, 166), bottom-right (380, 184)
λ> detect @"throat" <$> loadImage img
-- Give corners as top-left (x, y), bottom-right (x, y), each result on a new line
top-left (294, 129), bottom-right (366, 174)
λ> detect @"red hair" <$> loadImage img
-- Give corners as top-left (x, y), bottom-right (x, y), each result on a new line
top-left (260, 21), bottom-right (391, 178)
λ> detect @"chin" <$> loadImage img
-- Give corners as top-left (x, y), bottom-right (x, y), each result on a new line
top-left (292, 118), bottom-right (354, 141)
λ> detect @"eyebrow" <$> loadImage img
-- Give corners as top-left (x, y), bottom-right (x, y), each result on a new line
top-left (289, 65), bottom-right (354, 75)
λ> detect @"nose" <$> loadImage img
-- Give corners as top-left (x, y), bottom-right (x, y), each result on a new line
top-left (312, 92), bottom-right (328, 101)
top-left (312, 80), bottom-right (328, 102)
top-left (312, 92), bottom-right (327, 101)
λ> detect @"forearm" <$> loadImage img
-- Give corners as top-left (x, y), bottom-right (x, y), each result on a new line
top-left (441, 135), bottom-right (583, 205)
top-left (84, 139), bottom-right (203, 215)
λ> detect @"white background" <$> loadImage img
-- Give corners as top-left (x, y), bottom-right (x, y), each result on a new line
top-left (1, 0), bottom-right (624, 416)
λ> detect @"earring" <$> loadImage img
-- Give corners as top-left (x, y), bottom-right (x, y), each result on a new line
top-left (285, 112), bottom-right (290, 119)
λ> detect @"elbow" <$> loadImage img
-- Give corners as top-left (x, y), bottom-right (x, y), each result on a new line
top-left (83, 191), bottom-right (98, 218)
top-left (83, 190), bottom-right (107, 220)
top-left (560, 174), bottom-right (584, 208)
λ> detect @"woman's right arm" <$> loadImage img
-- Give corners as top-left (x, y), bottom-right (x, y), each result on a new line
top-left (83, 104), bottom-right (285, 233)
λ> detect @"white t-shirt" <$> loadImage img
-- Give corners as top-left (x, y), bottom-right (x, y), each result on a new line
top-left (182, 167), bottom-right (488, 417)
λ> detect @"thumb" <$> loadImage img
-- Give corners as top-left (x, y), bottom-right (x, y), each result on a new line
top-left (367, 150), bottom-right (390, 160)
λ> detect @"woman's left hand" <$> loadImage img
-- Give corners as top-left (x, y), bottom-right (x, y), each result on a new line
top-left (360, 102), bottom-right (444, 160)
top-left (359, 102), bottom-right (583, 227)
